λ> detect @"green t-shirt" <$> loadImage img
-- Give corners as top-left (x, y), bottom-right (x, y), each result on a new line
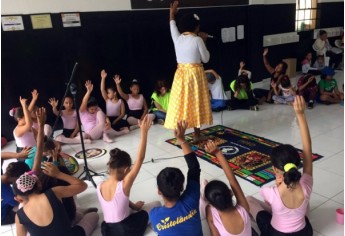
top-left (151, 91), bottom-right (171, 111)
top-left (230, 80), bottom-right (253, 100)
top-left (318, 79), bottom-right (337, 92)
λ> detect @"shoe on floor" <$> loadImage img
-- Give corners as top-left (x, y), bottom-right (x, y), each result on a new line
top-left (249, 105), bottom-right (259, 111)
top-left (307, 101), bottom-right (314, 109)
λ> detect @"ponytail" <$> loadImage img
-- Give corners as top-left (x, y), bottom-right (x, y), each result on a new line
top-left (271, 144), bottom-right (301, 189)
top-left (283, 163), bottom-right (302, 189)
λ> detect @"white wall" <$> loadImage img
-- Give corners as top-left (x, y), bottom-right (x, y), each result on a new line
top-left (2, 0), bottom-right (343, 15)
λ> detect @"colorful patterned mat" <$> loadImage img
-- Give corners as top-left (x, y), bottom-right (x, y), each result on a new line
top-left (166, 125), bottom-right (323, 186)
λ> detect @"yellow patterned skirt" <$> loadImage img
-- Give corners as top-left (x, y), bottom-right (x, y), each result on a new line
top-left (164, 63), bottom-right (213, 129)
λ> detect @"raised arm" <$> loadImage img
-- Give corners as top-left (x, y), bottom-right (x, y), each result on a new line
top-left (114, 75), bottom-right (129, 101)
top-left (80, 80), bottom-right (93, 113)
top-left (42, 162), bottom-right (87, 199)
top-left (205, 141), bottom-right (249, 212)
top-left (175, 121), bottom-right (200, 183)
top-left (31, 107), bottom-right (46, 174)
top-left (100, 69), bottom-right (108, 101)
top-left (123, 115), bottom-right (152, 195)
top-left (204, 69), bottom-right (220, 79)
top-left (28, 89), bottom-right (39, 112)
top-left (14, 97), bottom-right (33, 137)
top-left (48, 97), bottom-right (59, 116)
top-left (169, 1), bottom-right (180, 44)
top-left (294, 96), bottom-right (312, 176)
top-left (263, 48), bottom-right (275, 74)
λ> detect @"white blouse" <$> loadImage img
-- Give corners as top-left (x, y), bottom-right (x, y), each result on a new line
top-left (170, 20), bottom-right (210, 64)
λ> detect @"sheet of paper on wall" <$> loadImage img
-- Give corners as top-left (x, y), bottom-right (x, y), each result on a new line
top-left (237, 25), bottom-right (244, 40)
top-left (61, 13), bottom-right (81, 27)
top-left (2, 16), bottom-right (24, 31)
top-left (221, 27), bottom-right (236, 43)
top-left (31, 14), bottom-right (53, 29)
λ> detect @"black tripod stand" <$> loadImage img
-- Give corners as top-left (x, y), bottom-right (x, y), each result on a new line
top-left (69, 83), bottom-right (104, 188)
top-left (49, 62), bottom-right (103, 188)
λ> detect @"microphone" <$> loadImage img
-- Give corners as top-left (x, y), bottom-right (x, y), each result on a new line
top-left (207, 34), bottom-right (215, 39)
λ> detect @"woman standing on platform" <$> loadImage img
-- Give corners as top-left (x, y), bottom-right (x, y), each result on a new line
top-left (164, 1), bottom-right (213, 142)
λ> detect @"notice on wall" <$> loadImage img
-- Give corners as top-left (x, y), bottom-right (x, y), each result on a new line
top-left (31, 14), bottom-right (52, 29)
top-left (61, 13), bottom-right (81, 27)
top-left (2, 16), bottom-right (24, 31)
top-left (237, 25), bottom-right (244, 40)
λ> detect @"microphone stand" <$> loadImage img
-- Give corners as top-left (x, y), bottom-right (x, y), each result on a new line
top-left (70, 83), bottom-right (104, 188)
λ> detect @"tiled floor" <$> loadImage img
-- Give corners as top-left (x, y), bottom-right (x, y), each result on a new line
top-left (2, 71), bottom-right (344, 236)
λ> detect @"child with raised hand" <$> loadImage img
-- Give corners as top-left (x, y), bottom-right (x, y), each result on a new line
top-left (272, 75), bottom-right (296, 105)
top-left (14, 163), bottom-right (99, 236)
top-left (11, 97), bottom-right (37, 161)
top-left (238, 61), bottom-right (252, 80)
top-left (247, 96), bottom-right (313, 236)
top-left (97, 115), bottom-right (160, 236)
top-left (203, 140), bottom-right (254, 236)
top-left (100, 69), bottom-right (130, 132)
top-left (1, 108), bottom-right (47, 225)
top-left (253, 48), bottom-right (288, 104)
top-left (48, 96), bottom-right (92, 144)
top-left (115, 75), bottom-right (155, 130)
top-left (205, 69), bottom-right (228, 112)
top-left (28, 89), bottom-right (53, 137)
top-left (80, 80), bottom-right (124, 143)
top-left (229, 74), bottom-right (259, 110)
top-left (149, 120), bottom-right (202, 236)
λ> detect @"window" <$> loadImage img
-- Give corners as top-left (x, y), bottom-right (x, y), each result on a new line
top-left (295, 0), bottom-right (318, 31)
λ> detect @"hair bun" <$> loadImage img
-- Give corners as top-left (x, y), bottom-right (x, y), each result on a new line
top-left (9, 107), bottom-right (16, 117)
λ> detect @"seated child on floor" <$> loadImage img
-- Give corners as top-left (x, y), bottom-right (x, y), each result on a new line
top-left (97, 115), bottom-right (160, 236)
top-left (201, 140), bottom-right (257, 236)
top-left (205, 69), bottom-right (228, 111)
top-left (272, 76), bottom-right (296, 105)
top-left (318, 66), bottom-right (344, 104)
top-left (301, 52), bottom-right (321, 75)
top-left (149, 121), bottom-right (202, 236)
top-left (246, 96), bottom-right (313, 236)
top-left (297, 74), bottom-right (318, 109)
top-left (150, 80), bottom-right (171, 125)
top-left (312, 55), bottom-right (325, 70)
top-left (229, 74), bottom-right (259, 110)
top-left (80, 80), bottom-right (127, 143)
top-left (100, 69), bottom-right (129, 132)
top-left (48, 96), bottom-right (91, 144)
top-left (115, 76), bottom-right (155, 130)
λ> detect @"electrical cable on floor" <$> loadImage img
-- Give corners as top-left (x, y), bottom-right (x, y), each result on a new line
top-left (84, 155), bottom-right (185, 176)
top-left (143, 155), bottom-right (184, 164)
